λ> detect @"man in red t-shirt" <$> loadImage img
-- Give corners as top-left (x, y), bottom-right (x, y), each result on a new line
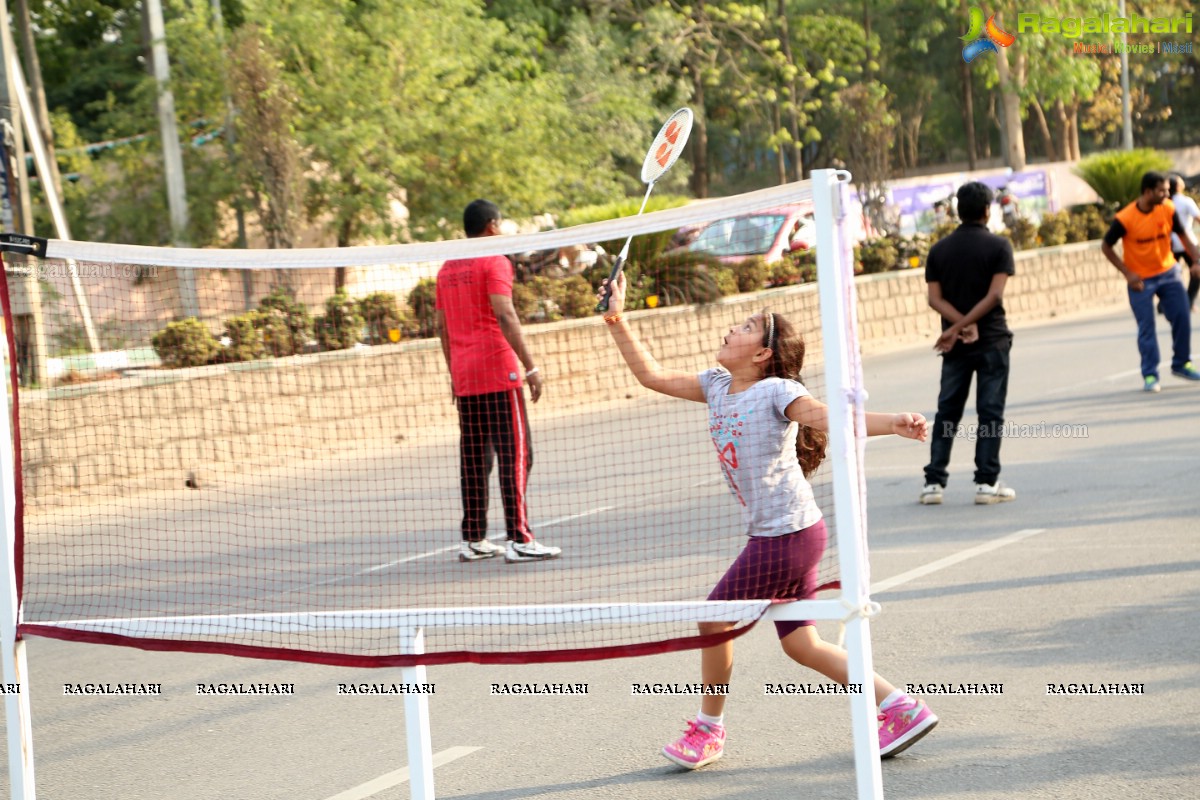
top-left (436, 199), bottom-right (561, 563)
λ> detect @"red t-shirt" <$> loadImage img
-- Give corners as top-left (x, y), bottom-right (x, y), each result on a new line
top-left (436, 254), bottom-right (522, 397)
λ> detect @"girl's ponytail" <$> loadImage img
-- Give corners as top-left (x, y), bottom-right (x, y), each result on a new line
top-left (796, 425), bottom-right (827, 478)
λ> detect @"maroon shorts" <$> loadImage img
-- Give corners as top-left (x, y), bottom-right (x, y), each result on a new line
top-left (706, 520), bottom-right (828, 639)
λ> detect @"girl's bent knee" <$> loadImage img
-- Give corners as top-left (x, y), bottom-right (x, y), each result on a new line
top-left (698, 621), bottom-right (735, 637)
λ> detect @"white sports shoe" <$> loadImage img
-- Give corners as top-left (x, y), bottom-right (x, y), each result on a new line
top-left (505, 540), bottom-right (562, 563)
top-left (919, 483), bottom-right (944, 505)
top-left (974, 482), bottom-right (1016, 505)
top-left (459, 539), bottom-right (505, 561)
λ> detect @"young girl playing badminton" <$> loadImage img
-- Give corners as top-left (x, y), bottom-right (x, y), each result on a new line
top-left (599, 273), bottom-right (937, 769)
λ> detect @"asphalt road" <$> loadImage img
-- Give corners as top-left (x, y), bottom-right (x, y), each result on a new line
top-left (4, 304), bottom-right (1199, 800)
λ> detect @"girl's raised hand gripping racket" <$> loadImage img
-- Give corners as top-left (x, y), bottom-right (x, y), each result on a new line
top-left (596, 107), bottom-right (694, 312)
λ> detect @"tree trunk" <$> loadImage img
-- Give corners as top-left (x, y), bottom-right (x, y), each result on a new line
top-left (335, 214), bottom-right (354, 291)
top-left (983, 92), bottom-right (995, 160)
top-left (862, 0), bottom-right (872, 79)
top-left (959, 0), bottom-right (977, 170)
top-left (788, 109), bottom-right (803, 182)
top-left (773, 102), bottom-right (787, 185)
top-left (13, 0), bottom-right (64, 203)
top-left (1068, 101), bottom-right (1081, 161)
top-left (1053, 99), bottom-right (1071, 162)
top-left (1030, 98), bottom-right (1055, 162)
top-left (994, 45), bottom-right (1026, 171)
top-left (209, 0), bottom-right (252, 308)
top-left (776, 0), bottom-right (803, 182)
top-left (905, 113), bottom-right (922, 171)
top-left (689, 67), bottom-right (709, 198)
top-left (962, 66), bottom-right (979, 169)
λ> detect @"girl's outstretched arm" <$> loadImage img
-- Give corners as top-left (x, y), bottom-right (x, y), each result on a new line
top-left (785, 396), bottom-right (928, 441)
top-left (600, 274), bottom-right (704, 402)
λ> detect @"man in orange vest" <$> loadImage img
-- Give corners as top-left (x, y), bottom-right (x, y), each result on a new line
top-left (1101, 171), bottom-right (1200, 392)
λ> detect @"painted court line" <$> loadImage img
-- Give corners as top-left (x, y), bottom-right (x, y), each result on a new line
top-left (328, 476), bottom-right (724, 586)
top-left (865, 454), bottom-right (1196, 476)
top-left (309, 506), bottom-right (621, 587)
top-left (1040, 367), bottom-right (1141, 397)
top-left (871, 527), bottom-right (1048, 595)
top-left (323, 746), bottom-right (481, 800)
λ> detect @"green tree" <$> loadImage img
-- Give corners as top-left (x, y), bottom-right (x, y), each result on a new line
top-left (227, 24), bottom-right (304, 249)
top-left (828, 81), bottom-right (895, 233)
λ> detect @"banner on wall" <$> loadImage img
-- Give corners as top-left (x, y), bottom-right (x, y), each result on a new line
top-left (888, 170), bottom-right (1053, 235)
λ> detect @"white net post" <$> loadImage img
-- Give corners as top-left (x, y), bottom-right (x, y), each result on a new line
top-left (399, 627), bottom-right (435, 800)
top-left (812, 168), bottom-right (884, 799)
top-left (0, 294), bottom-right (36, 799)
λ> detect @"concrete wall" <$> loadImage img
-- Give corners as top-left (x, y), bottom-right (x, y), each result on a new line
top-left (18, 241), bottom-right (1127, 511)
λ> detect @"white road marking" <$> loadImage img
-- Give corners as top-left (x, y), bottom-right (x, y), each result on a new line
top-left (330, 476), bottom-right (727, 586)
top-left (313, 505), bottom-right (620, 587)
top-left (863, 453), bottom-right (1197, 475)
top-left (871, 527), bottom-right (1048, 595)
top-left (322, 746), bottom-right (481, 800)
top-left (1040, 367), bottom-right (1141, 396)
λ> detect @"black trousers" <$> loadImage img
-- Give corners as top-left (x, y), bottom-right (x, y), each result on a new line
top-left (457, 389), bottom-right (533, 543)
top-left (924, 338), bottom-right (1012, 487)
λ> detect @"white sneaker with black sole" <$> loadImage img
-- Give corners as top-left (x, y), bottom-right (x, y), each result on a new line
top-left (505, 540), bottom-right (562, 563)
top-left (459, 539), bottom-right (505, 561)
top-left (974, 482), bottom-right (1016, 504)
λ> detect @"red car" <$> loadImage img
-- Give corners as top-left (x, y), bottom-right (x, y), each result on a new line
top-left (682, 204), bottom-right (816, 264)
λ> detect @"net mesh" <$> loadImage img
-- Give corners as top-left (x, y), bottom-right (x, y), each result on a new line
top-left (4, 181), bottom-right (852, 666)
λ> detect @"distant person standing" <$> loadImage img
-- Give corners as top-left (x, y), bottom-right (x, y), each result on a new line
top-left (1101, 171), bottom-right (1200, 393)
top-left (436, 199), bottom-right (561, 563)
top-left (1168, 174), bottom-right (1200, 311)
top-left (920, 181), bottom-right (1016, 506)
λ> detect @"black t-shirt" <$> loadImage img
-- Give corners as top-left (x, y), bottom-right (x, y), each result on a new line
top-left (924, 222), bottom-right (1015, 352)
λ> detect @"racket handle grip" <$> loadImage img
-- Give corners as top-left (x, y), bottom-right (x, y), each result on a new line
top-left (594, 254), bottom-right (626, 313)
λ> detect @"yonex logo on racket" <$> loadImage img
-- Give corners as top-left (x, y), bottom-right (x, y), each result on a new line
top-left (654, 119), bottom-right (685, 168)
top-left (961, 7), bottom-right (1016, 63)
top-left (641, 108), bottom-right (692, 184)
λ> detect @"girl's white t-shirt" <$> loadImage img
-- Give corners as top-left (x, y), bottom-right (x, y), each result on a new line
top-left (698, 368), bottom-right (823, 537)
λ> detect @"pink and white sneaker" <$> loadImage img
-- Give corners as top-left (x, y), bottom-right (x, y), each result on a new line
top-left (662, 718), bottom-right (726, 769)
top-left (878, 696), bottom-right (938, 758)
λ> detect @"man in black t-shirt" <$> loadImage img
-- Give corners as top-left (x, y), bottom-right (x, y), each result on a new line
top-left (920, 182), bottom-right (1017, 506)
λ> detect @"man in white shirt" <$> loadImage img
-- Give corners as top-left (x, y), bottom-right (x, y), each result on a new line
top-left (1169, 175), bottom-right (1200, 311)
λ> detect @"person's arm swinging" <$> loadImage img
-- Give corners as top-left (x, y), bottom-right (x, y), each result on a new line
top-left (600, 274), bottom-right (704, 402)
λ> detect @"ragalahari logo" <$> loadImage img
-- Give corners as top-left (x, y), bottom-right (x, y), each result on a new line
top-left (962, 7), bottom-right (1016, 62)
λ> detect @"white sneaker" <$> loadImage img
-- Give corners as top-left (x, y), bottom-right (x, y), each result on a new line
top-left (459, 539), bottom-right (504, 561)
top-left (974, 482), bottom-right (1016, 505)
top-left (919, 483), bottom-right (944, 505)
top-left (505, 540), bottom-right (562, 563)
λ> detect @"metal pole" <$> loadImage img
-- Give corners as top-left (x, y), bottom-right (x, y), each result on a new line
top-left (145, 0), bottom-right (200, 318)
top-left (813, 169), bottom-right (883, 800)
top-left (7, 52), bottom-right (100, 353)
top-left (1119, 0), bottom-right (1133, 150)
top-left (0, 0), bottom-right (48, 383)
top-left (0, 252), bottom-right (36, 798)
top-left (12, 0), bottom-right (61, 204)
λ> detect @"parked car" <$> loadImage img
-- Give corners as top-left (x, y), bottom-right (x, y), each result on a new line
top-left (682, 204), bottom-right (816, 265)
